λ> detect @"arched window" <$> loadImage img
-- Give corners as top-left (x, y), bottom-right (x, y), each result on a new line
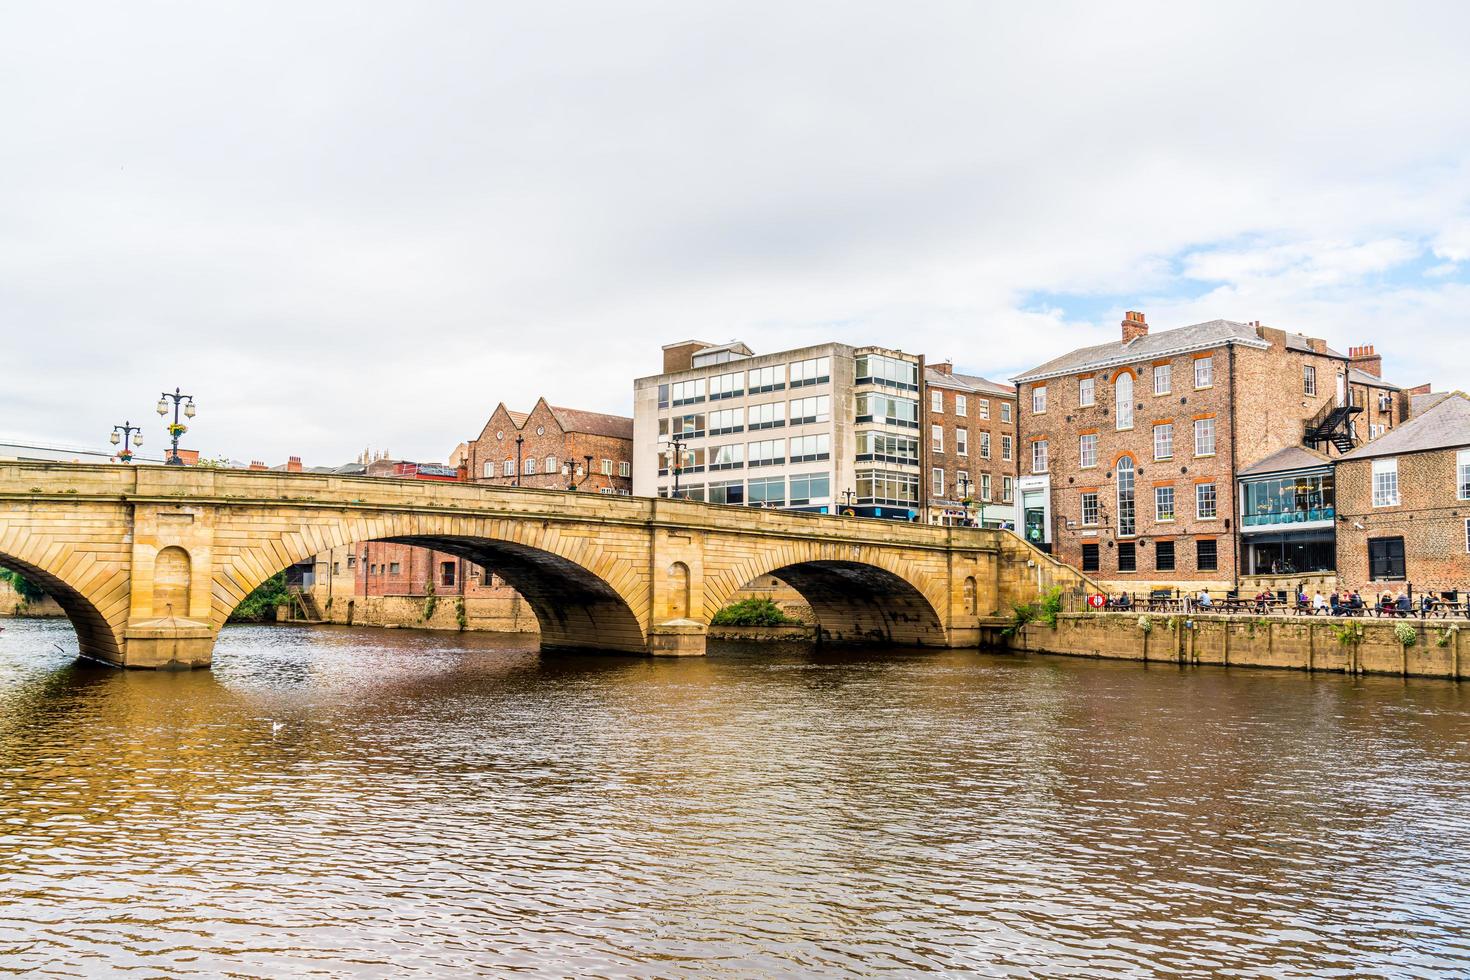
top-left (1116, 456), bottom-right (1136, 538)
top-left (1115, 371), bottom-right (1134, 430)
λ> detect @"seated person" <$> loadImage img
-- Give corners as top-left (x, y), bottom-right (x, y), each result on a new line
top-left (1197, 589), bottom-right (1213, 609)
top-left (1329, 592), bottom-right (1343, 615)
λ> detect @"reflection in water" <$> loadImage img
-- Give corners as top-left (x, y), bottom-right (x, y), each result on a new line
top-left (3, 618), bottom-right (1470, 976)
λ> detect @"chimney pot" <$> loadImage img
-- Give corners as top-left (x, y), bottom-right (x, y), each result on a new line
top-left (1121, 311), bottom-right (1149, 344)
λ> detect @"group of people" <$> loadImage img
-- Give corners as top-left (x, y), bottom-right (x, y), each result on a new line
top-left (1297, 588), bottom-right (1440, 617)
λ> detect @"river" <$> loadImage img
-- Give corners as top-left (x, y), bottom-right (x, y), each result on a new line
top-left (2, 618), bottom-right (1469, 977)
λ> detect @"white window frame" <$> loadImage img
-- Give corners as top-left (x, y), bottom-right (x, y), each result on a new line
top-left (1155, 485), bottom-right (1175, 522)
top-left (1079, 377), bottom-right (1095, 408)
top-left (1078, 433), bottom-right (1097, 469)
top-left (932, 467), bottom-right (945, 497)
top-left (1032, 439), bottom-right (1049, 474)
top-left (1080, 491), bottom-right (1099, 526)
top-left (956, 428), bottom-right (968, 457)
top-left (1196, 482), bottom-right (1218, 519)
top-left (931, 425), bottom-right (944, 453)
top-left (1032, 386), bottom-right (1048, 415)
top-left (1153, 423), bottom-right (1173, 460)
top-left (1115, 373), bottom-right (1134, 430)
top-left (1194, 417), bottom-right (1216, 457)
top-left (1194, 356), bottom-right (1213, 389)
top-left (1303, 364), bottom-right (1317, 396)
top-left (1372, 458), bottom-right (1399, 508)
top-left (955, 394), bottom-right (967, 417)
top-left (931, 389), bottom-right (944, 413)
top-left (1153, 363), bottom-right (1171, 396)
top-left (1458, 449), bottom-right (1470, 501)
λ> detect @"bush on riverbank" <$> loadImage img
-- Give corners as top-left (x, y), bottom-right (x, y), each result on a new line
top-left (711, 598), bottom-right (800, 627)
top-left (230, 572), bottom-right (289, 622)
top-left (0, 569), bottom-right (46, 611)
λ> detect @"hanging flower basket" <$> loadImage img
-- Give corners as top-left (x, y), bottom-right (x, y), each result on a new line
top-left (167, 423), bottom-right (188, 438)
top-left (116, 449), bottom-right (133, 462)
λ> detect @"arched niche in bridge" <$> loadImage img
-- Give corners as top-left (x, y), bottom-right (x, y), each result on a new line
top-left (152, 547), bottom-right (192, 619)
top-left (722, 560), bottom-right (947, 647)
top-left (0, 553), bottom-right (123, 664)
top-left (964, 576), bottom-right (978, 616)
top-left (667, 562), bottom-right (691, 620)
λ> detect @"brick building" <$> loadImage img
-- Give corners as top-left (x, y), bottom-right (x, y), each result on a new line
top-left (1335, 392), bottom-right (1470, 592)
top-left (1012, 312), bottom-right (1409, 593)
top-left (922, 362), bottom-right (1018, 527)
top-left (467, 397), bottom-right (633, 494)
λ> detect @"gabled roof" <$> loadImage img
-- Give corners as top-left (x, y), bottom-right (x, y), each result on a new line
top-left (925, 368), bottom-right (1015, 397)
top-left (1012, 319), bottom-right (1271, 384)
top-left (1237, 445), bottom-right (1333, 478)
top-left (1341, 392), bottom-right (1470, 461)
top-left (549, 406), bottom-right (633, 440)
top-left (1411, 391), bottom-right (1453, 417)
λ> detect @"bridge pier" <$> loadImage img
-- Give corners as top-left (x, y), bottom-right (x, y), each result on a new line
top-left (647, 619), bottom-right (707, 656)
top-left (122, 617), bottom-right (215, 669)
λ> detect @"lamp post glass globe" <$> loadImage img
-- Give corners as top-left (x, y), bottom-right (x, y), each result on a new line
top-left (134, 432), bottom-right (142, 446)
top-left (156, 399), bottom-right (167, 415)
top-left (184, 401), bottom-right (196, 418)
top-left (110, 431), bottom-right (120, 445)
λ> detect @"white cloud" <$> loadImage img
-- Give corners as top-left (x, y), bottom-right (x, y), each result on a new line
top-left (1, 1), bottom-right (1469, 463)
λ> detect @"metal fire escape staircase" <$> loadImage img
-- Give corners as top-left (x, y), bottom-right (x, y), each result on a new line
top-left (1303, 392), bottom-right (1362, 454)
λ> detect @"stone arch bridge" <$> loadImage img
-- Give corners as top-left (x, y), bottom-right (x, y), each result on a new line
top-left (0, 463), bottom-right (1093, 668)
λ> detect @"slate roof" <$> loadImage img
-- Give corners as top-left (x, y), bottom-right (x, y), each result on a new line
top-left (1411, 391), bottom-right (1454, 417)
top-left (925, 367), bottom-right (1015, 397)
top-left (1237, 445), bottom-right (1334, 477)
top-left (1012, 319), bottom-right (1271, 383)
top-left (549, 406), bottom-right (634, 440)
top-left (1341, 392), bottom-right (1470, 461)
top-left (1349, 368), bottom-right (1399, 390)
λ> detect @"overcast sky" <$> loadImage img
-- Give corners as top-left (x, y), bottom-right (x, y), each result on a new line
top-left (3, 1), bottom-right (1468, 465)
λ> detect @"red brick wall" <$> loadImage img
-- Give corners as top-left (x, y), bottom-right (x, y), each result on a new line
top-left (466, 401), bottom-right (632, 494)
top-left (1336, 447), bottom-right (1470, 591)
top-left (923, 384), bottom-right (1018, 521)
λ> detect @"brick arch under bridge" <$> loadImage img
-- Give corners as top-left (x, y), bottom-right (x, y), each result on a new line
top-left (0, 463), bottom-right (1096, 668)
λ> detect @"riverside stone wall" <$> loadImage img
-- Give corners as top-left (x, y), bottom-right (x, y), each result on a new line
top-left (1002, 611), bottom-right (1468, 679)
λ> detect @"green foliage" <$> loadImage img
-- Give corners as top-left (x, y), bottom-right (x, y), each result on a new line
top-left (455, 598), bottom-right (468, 631)
top-left (230, 571), bottom-right (289, 622)
top-left (1333, 623), bottom-right (1364, 648)
top-left (1037, 586), bottom-right (1064, 628)
top-left (1001, 599), bottom-right (1038, 638)
top-left (0, 568), bottom-right (45, 605)
top-left (422, 578), bottom-right (438, 621)
top-left (1394, 621), bottom-right (1418, 648)
top-left (711, 598), bottom-right (799, 627)
top-left (1138, 614), bottom-right (1153, 634)
top-left (1436, 625), bottom-right (1458, 648)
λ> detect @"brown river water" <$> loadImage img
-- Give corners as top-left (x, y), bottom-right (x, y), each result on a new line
top-left (2, 618), bottom-right (1469, 977)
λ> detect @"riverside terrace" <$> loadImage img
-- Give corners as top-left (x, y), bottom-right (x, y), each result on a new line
top-left (1097, 585), bottom-right (1470, 619)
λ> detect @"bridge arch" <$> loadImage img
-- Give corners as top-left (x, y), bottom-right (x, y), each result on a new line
top-left (701, 542), bottom-right (949, 646)
top-left (0, 545), bottom-right (127, 665)
top-left (213, 510), bottom-right (649, 654)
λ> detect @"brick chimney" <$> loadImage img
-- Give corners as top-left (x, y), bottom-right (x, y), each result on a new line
top-left (1348, 344), bottom-right (1382, 378)
top-left (1121, 311), bottom-right (1148, 344)
top-left (249, 460), bottom-right (267, 470)
top-left (1407, 382), bottom-right (1432, 395)
top-left (931, 360), bottom-right (954, 376)
top-left (286, 455), bottom-right (302, 473)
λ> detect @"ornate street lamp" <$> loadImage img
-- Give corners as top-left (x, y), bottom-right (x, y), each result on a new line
top-left (840, 488), bottom-right (856, 515)
top-left (958, 473), bottom-right (973, 527)
top-left (110, 421), bottom-right (143, 463)
top-left (156, 387), bottom-right (196, 466)
top-left (662, 439), bottom-right (687, 499)
top-left (562, 458), bottom-right (586, 491)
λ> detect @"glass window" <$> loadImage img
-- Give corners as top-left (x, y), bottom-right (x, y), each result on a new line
top-left (708, 371), bottom-right (744, 399)
top-left (503, 459), bottom-right (514, 476)
top-left (931, 424), bottom-right (944, 452)
top-left (1155, 485), bottom-right (1175, 522)
top-left (977, 431), bottom-right (989, 458)
top-left (788, 395), bottom-right (830, 425)
top-left (931, 390), bottom-right (944, 413)
top-left (788, 356), bottom-right (830, 388)
top-left (789, 433), bottom-right (830, 462)
top-left (1081, 543), bottom-right (1100, 573)
top-left (1155, 540), bottom-right (1175, 572)
top-left (1080, 491), bottom-right (1099, 526)
top-left (1196, 539), bottom-right (1218, 572)
top-left (748, 402), bottom-right (785, 430)
top-left (483, 461), bottom-right (494, 478)
top-left (955, 395), bottom-right (967, 417)
top-left (1458, 449), bottom-right (1470, 500)
top-left (1079, 377), bottom-right (1095, 407)
top-left (1241, 472), bottom-right (1336, 527)
top-left (710, 443), bottom-right (744, 470)
top-left (1116, 457), bottom-right (1136, 537)
top-left (980, 399), bottom-right (991, 420)
top-left (619, 461), bottom-right (631, 477)
top-left (789, 472), bottom-right (830, 504)
top-left (932, 467), bottom-right (945, 496)
top-left (1033, 385), bottom-right (1048, 414)
top-left (1194, 417), bottom-right (1216, 456)
top-left (657, 383), bottom-right (670, 408)
top-left (1194, 356), bottom-right (1213, 388)
top-left (855, 392), bottom-right (919, 427)
top-left (980, 473), bottom-right (992, 501)
top-left (708, 407), bottom-right (744, 434)
top-left (1368, 536), bottom-right (1405, 579)
top-left (1003, 476), bottom-right (1013, 502)
top-left (1153, 363), bottom-right (1171, 395)
top-left (747, 476), bottom-right (785, 507)
top-left (856, 468), bottom-right (920, 506)
top-left (855, 353), bottom-right (918, 389)
top-left (672, 413), bottom-right (706, 439)
top-left (708, 480), bottom-right (745, 505)
top-left (544, 455), bottom-right (557, 474)
top-left (1196, 482), bottom-right (1217, 519)
top-left (1032, 439), bottom-right (1049, 474)
top-left (748, 364), bottom-right (786, 393)
top-left (1000, 402), bottom-right (1012, 423)
top-left (1303, 364), bottom-right (1317, 396)
top-left (1154, 423), bottom-right (1173, 460)
top-left (1115, 372), bottom-right (1134, 430)
top-left (1372, 458), bottom-right (1399, 507)
top-left (671, 379), bottom-right (705, 405)
top-left (747, 439), bottom-right (784, 466)
top-left (1117, 542), bottom-right (1136, 572)
top-left (1001, 435), bottom-right (1012, 461)
top-left (1079, 433), bottom-right (1097, 469)
top-left (957, 428), bottom-right (969, 456)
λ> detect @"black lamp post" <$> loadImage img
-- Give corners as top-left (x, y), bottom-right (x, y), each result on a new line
top-left (840, 488), bottom-right (856, 513)
top-left (562, 457), bottom-right (586, 490)
top-left (110, 421), bottom-right (143, 463)
top-left (958, 473), bottom-right (973, 527)
top-left (514, 434), bottom-right (524, 487)
top-left (663, 438), bottom-right (687, 498)
top-left (156, 387), bottom-right (196, 466)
